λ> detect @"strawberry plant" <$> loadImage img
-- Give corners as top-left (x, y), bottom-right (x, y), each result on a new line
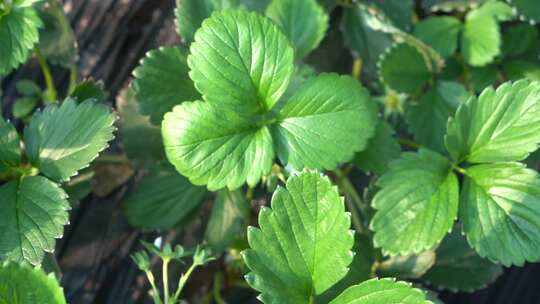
top-left (2, 0), bottom-right (540, 303)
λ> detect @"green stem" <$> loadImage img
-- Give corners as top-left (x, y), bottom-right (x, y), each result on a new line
top-left (212, 272), bottom-right (227, 304)
top-left (246, 186), bottom-right (254, 202)
top-left (35, 48), bottom-right (57, 103)
top-left (146, 271), bottom-right (163, 304)
top-left (172, 262), bottom-right (198, 302)
top-left (96, 153), bottom-right (130, 164)
top-left (162, 258), bottom-right (170, 304)
top-left (452, 164), bottom-right (467, 175)
top-left (336, 170), bottom-right (368, 234)
top-left (68, 64), bottom-right (78, 94)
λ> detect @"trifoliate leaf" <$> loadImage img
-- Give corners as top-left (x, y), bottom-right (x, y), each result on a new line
top-left (266, 0), bottom-right (328, 59)
top-left (0, 262), bottom-right (66, 304)
top-left (329, 278), bottom-right (431, 304)
top-left (461, 14), bottom-right (500, 67)
top-left (502, 60), bottom-right (540, 81)
top-left (38, 0), bottom-right (78, 67)
top-left (132, 46), bottom-right (200, 124)
top-left (272, 73), bottom-right (377, 170)
top-left (205, 189), bottom-right (249, 253)
top-left (117, 88), bottom-right (164, 169)
top-left (24, 98), bottom-right (116, 182)
top-left (379, 43), bottom-right (431, 94)
top-left (242, 171), bottom-right (353, 303)
top-left (507, 0), bottom-right (540, 23)
top-left (69, 80), bottom-right (107, 103)
top-left (502, 23), bottom-right (538, 57)
top-left (371, 149), bottom-right (459, 256)
top-left (377, 251), bottom-right (436, 280)
top-left (16, 79), bottom-right (41, 96)
top-left (422, 226), bottom-right (503, 291)
top-left (188, 10), bottom-right (294, 112)
top-left (163, 102), bottom-right (274, 190)
top-left (0, 117), bottom-right (21, 169)
top-left (0, 1), bottom-right (42, 75)
top-left (460, 163), bottom-right (540, 266)
top-left (413, 16), bottom-right (461, 58)
top-left (445, 80), bottom-right (540, 163)
top-left (468, 1), bottom-right (514, 21)
top-left (124, 168), bottom-right (207, 231)
top-left (0, 176), bottom-right (69, 265)
top-left (341, 5), bottom-right (392, 77)
top-left (355, 120), bottom-right (401, 175)
top-left (406, 81), bottom-right (469, 153)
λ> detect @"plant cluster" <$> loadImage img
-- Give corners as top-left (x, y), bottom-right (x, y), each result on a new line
top-left (1, 0), bottom-right (540, 303)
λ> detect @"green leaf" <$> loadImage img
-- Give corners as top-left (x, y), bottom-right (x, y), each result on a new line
top-left (376, 251), bottom-right (436, 280)
top-left (355, 120), bottom-right (401, 175)
top-left (460, 14), bottom-right (500, 67)
top-left (13, 96), bottom-right (38, 118)
top-left (507, 0), bottom-right (540, 23)
top-left (38, 0), bottom-right (78, 67)
top-left (445, 80), bottom-right (540, 163)
top-left (175, 0), bottom-right (212, 44)
top-left (272, 73), bottom-right (377, 170)
top-left (379, 43), bottom-right (431, 94)
top-left (368, 0), bottom-right (413, 30)
top-left (460, 163), bottom-right (540, 266)
top-left (502, 60), bottom-right (540, 81)
top-left (329, 278), bottom-right (430, 304)
top-left (69, 80), bottom-right (108, 103)
top-left (117, 88), bottom-right (164, 169)
top-left (422, 226), bottom-right (503, 291)
top-left (0, 176), bottom-right (69, 265)
top-left (341, 5), bottom-right (392, 76)
top-left (468, 1), bottom-right (514, 21)
top-left (0, 1), bottom-right (42, 75)
top-left (24, 98), bottom-right (116, 182)
top-left (132, 46), bottom-right (200, 124)
top-left (124, 168), bottom-right (207, 231)
top-left (242, 171), bottom-right (353, 303)
top-left (0, 262), bottom-right (66, 304)
top-left (205, 189), bottom-right (249, 253)
top-left (188, 10), bottom-right (294, 112)
top-left (371, 149), bottom-right (459, 255)
top-left (502, 23), bottom-right (538, 57)
top-left (469, 65), bottom-right (497, 92)
top-left (0, 117), bottom-right (21, 169)
top-left (162, 102), bottom-right (274, 190)
top-left (266, 0), bottom-right (328, 59)
top-left (406, 81), bottom-right (469, 153)
top-left (413, 16), bottom-right (461, 58)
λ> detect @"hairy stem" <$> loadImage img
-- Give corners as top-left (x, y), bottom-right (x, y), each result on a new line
top-left (397, 138), bottom-right (422, 149)
top-left (68, 64), bottom-right (78, 94)
top-left (162, 258), bottom-right (170, 304)
top-left (172, 262), bottom-right (198, 302)
top-left (336, 170), bottom-right (368, 234)
top-left (35, 48), bottom-right (58, 103)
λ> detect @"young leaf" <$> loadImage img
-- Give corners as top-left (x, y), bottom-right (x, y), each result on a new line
top-left (24, 98), bottom-right (116, 182)
top-left (13, 96), bottom-right (38, 118)
top-left (422, 226), bottom-right (503, 291)
top-left (413, 16), bottom-right (461, 58)
top-left (132, 46), bottom-right (199, 124)
top-left (69, 79), bottom-right (108, 103)
top-left (188, 10), bottom-right (294, 112)
top-left (272, 73), bottom-right (377, 170)
top-left (371, 149), bottom-right (459, 256)
top-left (0, 117), bottom-right (21, 169)
top-left (0, 0), bottom-right (42, 75)
top-left (460, 13), bottom-right (500, 67)
top-left (379, 43), bottom-right (431, 94)
top-left (0, 176), bottom-right (69, 265)
top-left (0, 262), bottom-right (66, 304)
top-left (460, 163), bottom-right (540, 266)
top-left (376, 251), bottom-right (436, 280)
top-left (406, 81), bottom-right (469, 153)
top-left (162, 102), bottom-right (274, 190)
top-left (266, 0), bottom-right (328, 59)
top-left (355, 120), bottom-right (401, 175)
top-left (38, 0), bottom-right (78, 67)
top-left (242, 171), bottom-right (353, 303)
top-left (445, 80), bottom-right (540, 163)
top-left (506, 0), bottom-right (540, 23)
top-left (205, 189), bottom-right (250, 253)
top-left (124, 168), bottom-right (207, 231)
top-left (329, 278), bottom-right (431, 304)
